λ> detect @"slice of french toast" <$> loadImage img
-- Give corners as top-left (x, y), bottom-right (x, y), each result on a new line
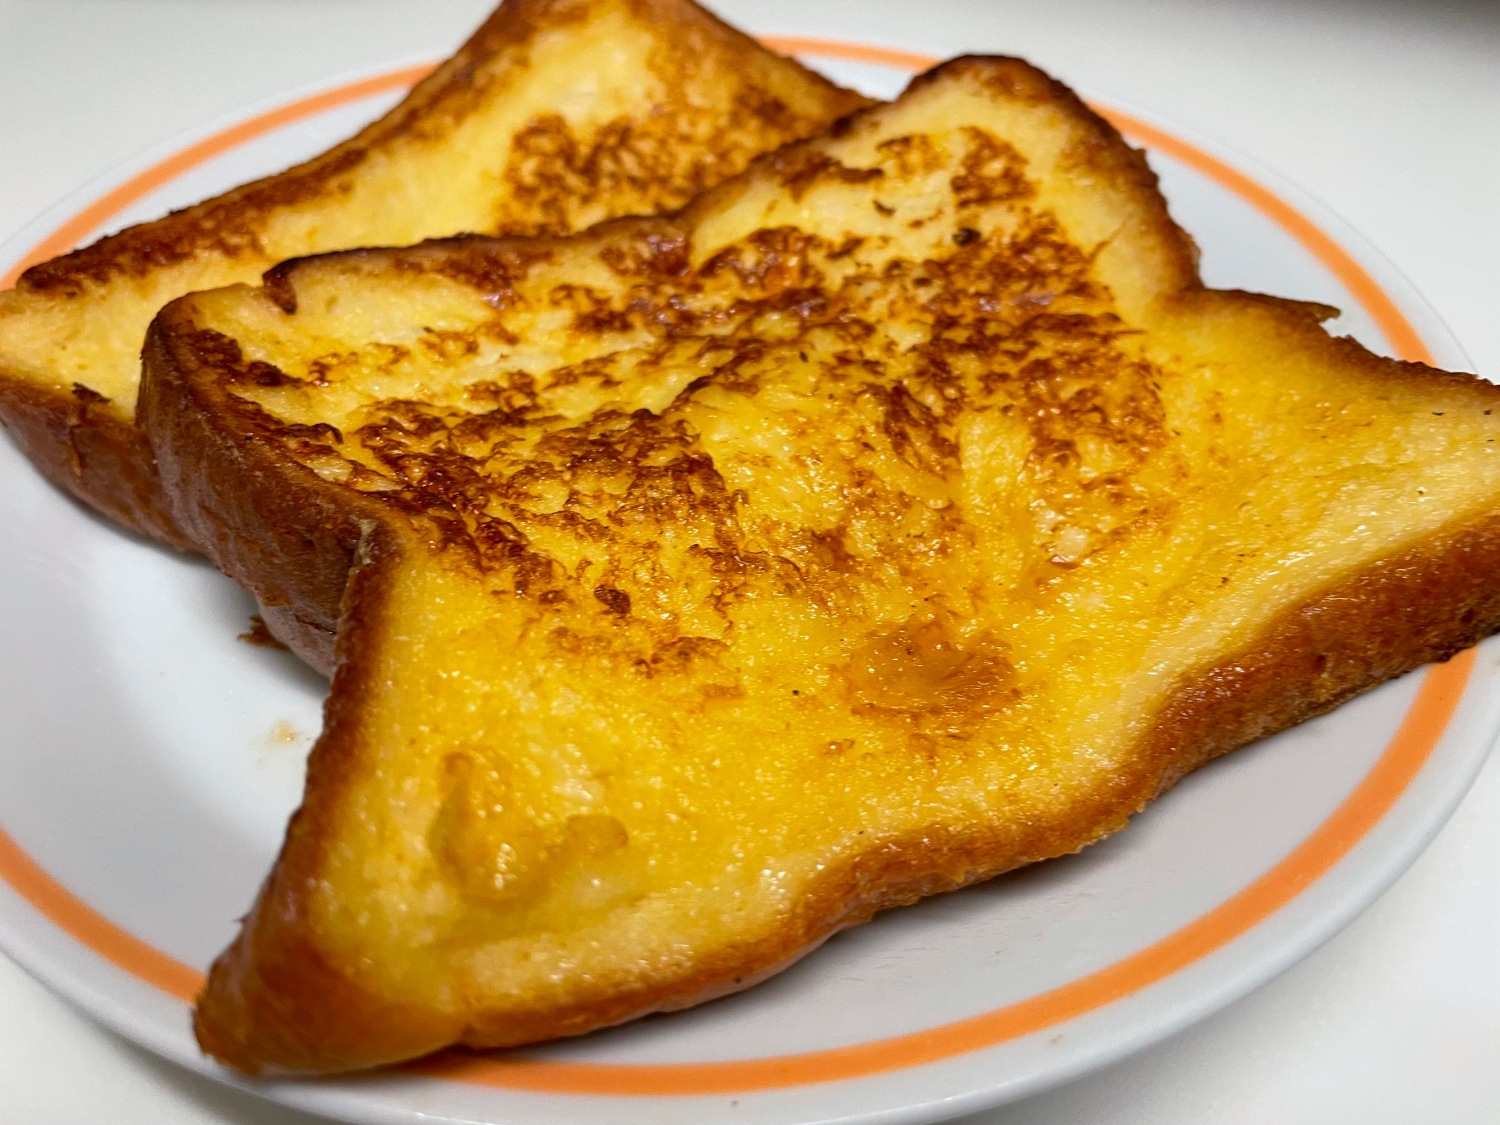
top-left (0, 0), bottom-right (867, 553)
top-left (142, 56), bottom-right (1500, 1075)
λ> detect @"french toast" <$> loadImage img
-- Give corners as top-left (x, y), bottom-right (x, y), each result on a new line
top-left (141, 56), bottom-right (1500, 1075)
top-left (0, 0), bottom-right (867, 555)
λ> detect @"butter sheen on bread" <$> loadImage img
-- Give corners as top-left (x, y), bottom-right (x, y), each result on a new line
top-left (0, 0), bottom-right (866, 552)
top-left (142, 56), bottom-right (1500, 1075)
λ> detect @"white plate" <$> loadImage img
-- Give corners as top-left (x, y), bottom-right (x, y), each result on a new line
top-left (0, 41), bottom-right (1490, 1125)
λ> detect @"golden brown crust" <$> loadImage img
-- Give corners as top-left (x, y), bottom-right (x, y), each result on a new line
top-left (194, 525), bottom-right (460, 1070)
top-left (1, 0), bottom-right (869, 552)
top-left (0, 379), bottom-right (194, 549)
top-left (142, 319), bottom-right (382, 672)
top-left (140, 54), bottom-right (1500, 1074)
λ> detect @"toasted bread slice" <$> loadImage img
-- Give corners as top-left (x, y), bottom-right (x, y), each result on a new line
top-left (142, 56), bottom-right (1500, 1075)
top-left (0, 0), bottom-right (867, 552)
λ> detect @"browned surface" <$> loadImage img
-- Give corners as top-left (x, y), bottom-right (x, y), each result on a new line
top-left (180, 499), bottom-right (1500, 1072)
top-left (141, 55), bottom-right (1500, 1074)
top-left (0, 0), bottom-right (868, 550)
top-left (141, 57), bottom-right (1182, 668)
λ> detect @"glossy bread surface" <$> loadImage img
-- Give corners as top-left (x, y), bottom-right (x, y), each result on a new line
top-left (0, 0), bottom-right (866, 547)
top-left (143, 57), bottom-right (1500, 1074)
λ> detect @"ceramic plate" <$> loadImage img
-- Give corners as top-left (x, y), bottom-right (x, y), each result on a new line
top-left (0, 41), bottom-right (1491, 1125)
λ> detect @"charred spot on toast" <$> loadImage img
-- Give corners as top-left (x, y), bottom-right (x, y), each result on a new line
top-left (495, 93), bottom-right (849, 235)
top-left (69, 382), bottom-right (110, 405)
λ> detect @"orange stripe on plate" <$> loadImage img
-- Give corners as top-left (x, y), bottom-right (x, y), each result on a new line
top-left (759, 36), bottom-right (939, 73)
top-left (1094, 108), bottom-right (1434, 367)
top-left (0, 41), bottom-right (1466, 1097)
top-left (0, 65), bottom-right (435, 291)
top-left (0, 826), bottom-right (203, 1002)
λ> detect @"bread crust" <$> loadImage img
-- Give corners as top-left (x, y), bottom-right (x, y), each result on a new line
top-left (0, 0), bottom-right (868, 553)
top-left (140, 55), bottom-right (1500, 1074)
top-left (0, 378), bottom-right (194, 548)
top-left (143, 319), bottom-right (388, 672)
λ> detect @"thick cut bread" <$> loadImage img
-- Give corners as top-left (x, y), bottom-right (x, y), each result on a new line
top-left (0, 0), bottom-right (866, 552)
top-left (142, 57), bottom-right (1500, 1075)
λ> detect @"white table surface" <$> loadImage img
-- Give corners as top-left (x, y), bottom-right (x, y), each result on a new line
top-left (1, 0), bottom-right (1498, 1121)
